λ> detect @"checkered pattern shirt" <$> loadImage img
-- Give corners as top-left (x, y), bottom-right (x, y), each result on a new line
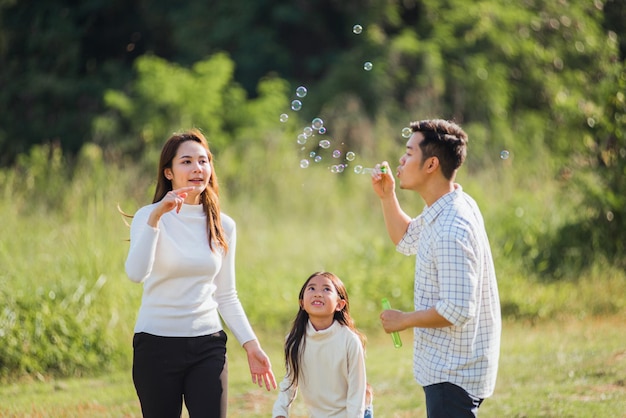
top-left (396, 185), bottom-right (501, 398)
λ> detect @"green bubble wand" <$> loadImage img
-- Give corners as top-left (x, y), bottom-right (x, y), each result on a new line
top-left (381, 298), bottom-right (402, 348)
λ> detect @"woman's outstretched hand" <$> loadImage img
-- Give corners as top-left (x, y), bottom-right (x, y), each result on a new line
top-left (243, 340), bottom-right (277, 391)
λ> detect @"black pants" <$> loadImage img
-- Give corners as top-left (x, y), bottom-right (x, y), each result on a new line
top-left (132, 331), bottom-right (228, 418)
top-left (423, 382), bottom-right (483, 418)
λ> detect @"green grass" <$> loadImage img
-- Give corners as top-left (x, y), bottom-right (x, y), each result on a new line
top-left (1, 315), bottom-right (625, 417)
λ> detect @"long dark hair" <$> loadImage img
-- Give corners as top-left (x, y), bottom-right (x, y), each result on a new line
top-left (153, 128), bottom-right (228, 252)
top-left (283, 271), bottom-right (365, 389)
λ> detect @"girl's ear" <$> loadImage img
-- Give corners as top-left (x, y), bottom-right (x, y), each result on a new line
top-left (336, 299), bottom-right (347, 311)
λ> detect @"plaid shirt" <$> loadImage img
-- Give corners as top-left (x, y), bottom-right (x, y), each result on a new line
top-left (396, 185), bottom-right (501, 398)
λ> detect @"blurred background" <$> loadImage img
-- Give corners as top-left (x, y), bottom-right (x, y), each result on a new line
top-left (0, 0), bottom-right (624, 381)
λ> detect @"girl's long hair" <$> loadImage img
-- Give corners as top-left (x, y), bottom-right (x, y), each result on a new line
top-left (283, 271), bottom-right (365, 389)
top-left (153, 128), bottom-right (228, 251)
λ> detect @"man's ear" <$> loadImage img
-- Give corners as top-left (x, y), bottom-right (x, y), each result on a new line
top-left (427, 157), bottom-right (439, 172)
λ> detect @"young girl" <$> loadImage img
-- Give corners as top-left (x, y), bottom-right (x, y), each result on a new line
top-left (272, 271), bottom-right (368, 418)
top-left (125, 129), bottom-right (276, 418)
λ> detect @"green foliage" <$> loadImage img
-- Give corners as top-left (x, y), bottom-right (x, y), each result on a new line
top-left (93, 53), bottom-right (291, 173)
top-left (535, 63), bottom-right (626, 276)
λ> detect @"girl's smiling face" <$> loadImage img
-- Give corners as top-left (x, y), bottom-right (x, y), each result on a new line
top-left (300, 274), bottom-right (346, 329)
top-left (164, 140), bottom-right (211, 204)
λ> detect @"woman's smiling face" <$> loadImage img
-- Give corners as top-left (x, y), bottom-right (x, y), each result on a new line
top-left (164, 140), bottom-right (211, 204)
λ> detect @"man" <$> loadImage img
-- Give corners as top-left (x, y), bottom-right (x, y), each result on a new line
top-left (372, 119), bottom-right (501, 417)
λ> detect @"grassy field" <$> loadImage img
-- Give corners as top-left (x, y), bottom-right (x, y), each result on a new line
top-left (1, 137), bottom-right (625, 417)
top-left (1, 314), bottom-right (624, 418)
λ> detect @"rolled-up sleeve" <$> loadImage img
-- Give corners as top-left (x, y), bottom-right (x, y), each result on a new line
top-left (396, 215), bottom-right (424, 256)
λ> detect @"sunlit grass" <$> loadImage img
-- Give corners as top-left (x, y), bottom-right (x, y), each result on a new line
top-left (1, 317), bottom-right (624, 417)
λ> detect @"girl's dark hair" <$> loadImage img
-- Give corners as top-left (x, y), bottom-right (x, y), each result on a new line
top-left (410, 119), bottom-right (468, 180)
top-left (283, 271), bottom-right (365, 390)
top-left (153, 128), bottom-right (228, 252)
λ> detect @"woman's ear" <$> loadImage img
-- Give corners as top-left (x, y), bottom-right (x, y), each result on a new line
top-left (164, 168), bottom-right (173, 180)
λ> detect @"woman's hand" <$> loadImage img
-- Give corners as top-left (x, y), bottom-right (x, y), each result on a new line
top-left (243, 340), bottom-right (277, 391)
top-left (147, 187), bottom-right (195, 227)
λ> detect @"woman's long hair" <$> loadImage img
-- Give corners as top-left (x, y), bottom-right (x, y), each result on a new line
top-left (283, 271), bottom-right (365, 389)
top-left (153, 128), bottom-right (228, 252)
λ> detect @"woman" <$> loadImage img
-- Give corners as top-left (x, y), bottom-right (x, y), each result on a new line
top-left (125, 129), bottom-right (276, 417)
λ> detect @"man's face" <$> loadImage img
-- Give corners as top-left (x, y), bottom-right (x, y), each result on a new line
top-left (397, 132), bottom-right (427, 191)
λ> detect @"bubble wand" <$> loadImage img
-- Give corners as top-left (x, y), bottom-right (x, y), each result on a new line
top-left (381, 298), bottom-right (402, 348)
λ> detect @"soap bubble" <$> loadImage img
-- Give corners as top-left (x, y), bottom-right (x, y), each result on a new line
top-left (363, 61), bottom-right (373, 71)
top-left (353, 24), bottom-right (363, 34)
top-left (314, 155), bottom-right (322, 163)
top-left (319, 139), bottom-right (331, 149)
top-left (303, 126), bottom-right (313, 137)
top-left (297, 134), bottom-right (307, 145)
top-left (296, 86), bottom-right (308, 98)
top-left (500, 150), bottom-right (510, 160)
top-left (353, 165), bottom-right (363, 174)
top-left (280, 113), bottom-right (289, 123)
top-left (300, 159), bottom-right (310, 168)
top-left (319, 127), bottom-right (327, 134)
top-left (346, 151), bottom-right (356, 161)
top-left (291, 100), bottom-right (302, 111)
top-left (332, 150), bottom-right (342, 158)
top-left (402, 127), bottom-right (412, 138)
top-left (309, 151), bottom-right (316, 158)
top-left (311, 117), bottom-right (324, 130)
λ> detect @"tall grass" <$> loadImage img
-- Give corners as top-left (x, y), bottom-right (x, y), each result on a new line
top-left (1, 126), bottom-right (624, 381)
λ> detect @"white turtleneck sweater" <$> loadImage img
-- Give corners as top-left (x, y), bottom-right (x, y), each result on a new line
top-left (125, 202), bottom-right (256, 345)
top-left (273, 320), bottom-right (366, 418)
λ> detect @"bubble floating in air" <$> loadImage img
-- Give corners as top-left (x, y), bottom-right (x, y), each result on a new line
top-left (353, 24), bottom-right (363, 35)
top-left (280, 113), bottom-right (289, 123)
top-left (319, 139), bottom-right (331, 149)
top-left (346, 151), bottom-right (356, 161)
top-left (303, 126), bottom-right (313, 137)
top-left (319, 127), bottom-right (327, 134)
top-left (300, 159), bottom-right (310, 168)
top-left (291, 100), bottom-right (302, 111)
top-left (311, 117), bottom-right (324, 130)
top-left (314, 155), bottom-right (322, 163)
top-left (332, 150), bottom-right (342, 159)
top-left (500, 150), bottom-right (510, 160)
top-left (296, 86), bottom-right (308, 98)
top-left (297, 134), bottom-right (307, 145)
top-left (363, 61), bottom-right (373, 71)
top-left (402, 127), bottom-right (412, 138)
